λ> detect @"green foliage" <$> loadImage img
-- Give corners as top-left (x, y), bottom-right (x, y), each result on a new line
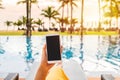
top-left (58, 0), bottom-right (78, 10)
top-left (63, 17), bottom-right (69, 25)
top-left (41, 6), bottom-right (59, 28)
top-left (34, 19), bottom-right (43, 26)
top-left (41, 6), bottom-right (59, 20)
top-left (102, 0), bottom-right (120, 18)
top-left (0, 0), bottom-right (4, 9)
top-left (56, 17), bottom-right (69, 25)
top-left (17, 0), bottom-right (38, 4)
top-left (56, 17), bottom-right (78, 25)
top-left (16, 20), bottom-right (23, 26)
top-left (5, 21), bottom-right (12, 27)
top-left (22, 16), bottom-right (27, 25)
top-left (71, 18), bottom-right (78, 24)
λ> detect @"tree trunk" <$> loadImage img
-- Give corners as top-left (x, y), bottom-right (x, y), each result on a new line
top-left (61, 4), bottom-right (64, 32)
top-left (109, 0), bottom-right (112, 30)
top-left (70, 0), bottom-right (73, 34)
top-left (26, 0), bottom-right (32, 37)
top-left (49, 18), bottom-right (50, 29)
top-left (98, 0), bottom-right (101, 32)
top-left (115, 0), bottom-right (119, 34)
top-left (66, 3), bottom-right (69, 30)
top-left (62, 5), bottom-right (64, 28)
top-left (80, 0), bottom-right (84, 36)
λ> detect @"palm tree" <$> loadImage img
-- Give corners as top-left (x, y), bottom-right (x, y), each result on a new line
top-left (64, 17), bottom-right (69, 29)
top-left (17, 0), bottom-right (38, 4)
top-left (114, 0), bottom-right (120, 34)
top-left (58, 0), bottom-right (65, 29)
top-left (17, 0), bottom-right (39, 8)
top-left (71, 18), bottom-right (78, 27)
top-left (80, 0), bottom-right (84, 36)
top-left (17, 0), bottom-right (38, 36)
top-left (101, 0), bottom-right (120, 30)
top-left (56, 17), bottom-right (69, 31)
top-left (41, 6), bottom-right (59, 29)
top-left (69, 0), bottom-right (78, 34)
top-left (0, 0), bottom-right (2, 8)
top-left (68, 18), bottom-right (78, 32)
top-left (51, 22), bottom-right (56, 30)
top-left (98, 0), bottom-right (101, 32)
top-left (56, 17), bottom-right (65, 31)
top-left (5, 21), bottom-right (12, 31)
top-left (34, 19), bottom-right (44, 30)
top-left (0, 0), bottom-right (3, 9)
top-left (13, 22), bottom-right (18, 30)
top-left (117, 1), bottom-right (120, 34)
top-left (58, 0), bottom-right (77, 33)
top-left (16, 19), bottom-right (23, 30)
top-left (21, 16), bottom-right (27, 27)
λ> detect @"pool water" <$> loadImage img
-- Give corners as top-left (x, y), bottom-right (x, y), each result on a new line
top-left (0, 35), bottom-right (120, 78)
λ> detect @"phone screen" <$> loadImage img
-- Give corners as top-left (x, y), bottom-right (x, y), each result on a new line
top-left (46, 35), bottom-right (61, 61)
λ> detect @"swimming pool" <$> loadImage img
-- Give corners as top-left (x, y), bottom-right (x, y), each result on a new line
top-left (0, 35), bottom-right (120, 78)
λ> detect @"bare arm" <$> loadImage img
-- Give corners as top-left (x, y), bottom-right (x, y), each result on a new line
top-left (35, 65), bottom-right (48, 80)
top-left (35, 45), bottom-right (54, 80)
top-left (35, 44), bottom-right (63, 80)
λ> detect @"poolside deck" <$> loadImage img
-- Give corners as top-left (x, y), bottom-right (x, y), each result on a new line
top-left (0, 77), bottom-right (120, 80)
top-left (88, 77), bottom-right (120, 80)
top-left (0, 61), bottom-right (120, 80)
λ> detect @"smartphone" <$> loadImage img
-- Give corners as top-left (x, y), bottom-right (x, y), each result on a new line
top-left (46, 34), bottom-right (61, 64)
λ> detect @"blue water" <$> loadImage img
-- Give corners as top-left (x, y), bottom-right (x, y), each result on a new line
top-left (0, 35), bottom-right (120, 77)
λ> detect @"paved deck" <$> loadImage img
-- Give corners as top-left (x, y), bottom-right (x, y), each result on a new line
top-left (1, 77), bottom-right (120, 80)
top-left (0, 60), bottom-right (120, 80)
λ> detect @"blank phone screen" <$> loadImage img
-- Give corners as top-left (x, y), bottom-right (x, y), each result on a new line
top-left (46, 35), bottom-right (61, 61)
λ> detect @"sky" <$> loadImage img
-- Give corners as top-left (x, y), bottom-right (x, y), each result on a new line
top-left (0, 0), bottom-right (100, 30)
top-left (3, 0), bottom-right (17, 4)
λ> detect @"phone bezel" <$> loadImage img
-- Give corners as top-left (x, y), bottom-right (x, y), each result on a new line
top-left (46, 34), bottom-right (61, 64)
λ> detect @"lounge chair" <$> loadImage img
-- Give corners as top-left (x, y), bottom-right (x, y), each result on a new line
top-left (101, 74), bottom-right (115, 80)
top-left (25, 59), bottom-right (87, 80)
top-left (63, 59), bottom-right (88, 80)
top-left (4, 73), bottom-right (19, 80)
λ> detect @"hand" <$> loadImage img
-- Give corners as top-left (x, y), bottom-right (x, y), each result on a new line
top-left (40, 44), bottom-right (55, 72)
top-left (35, 44), bottom-right (63, 80)
top-left (40, 44), bottom-right (63, 72)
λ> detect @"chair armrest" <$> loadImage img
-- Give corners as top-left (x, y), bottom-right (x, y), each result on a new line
top-left (101, 74), bottom-right (114, 80)
top-left (4, 73), bottom-right (19, 80)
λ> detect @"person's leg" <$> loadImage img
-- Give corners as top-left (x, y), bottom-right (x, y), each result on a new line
top-left (46, 65), bottom-right (68, 80)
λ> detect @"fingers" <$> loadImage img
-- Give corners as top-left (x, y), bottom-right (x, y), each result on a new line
top-left (43, 44), bottom-right (46, 52)
top-left (60, 45), bottom-right (63, 54)
top-left (41, 44), bottom-right (47, 62)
